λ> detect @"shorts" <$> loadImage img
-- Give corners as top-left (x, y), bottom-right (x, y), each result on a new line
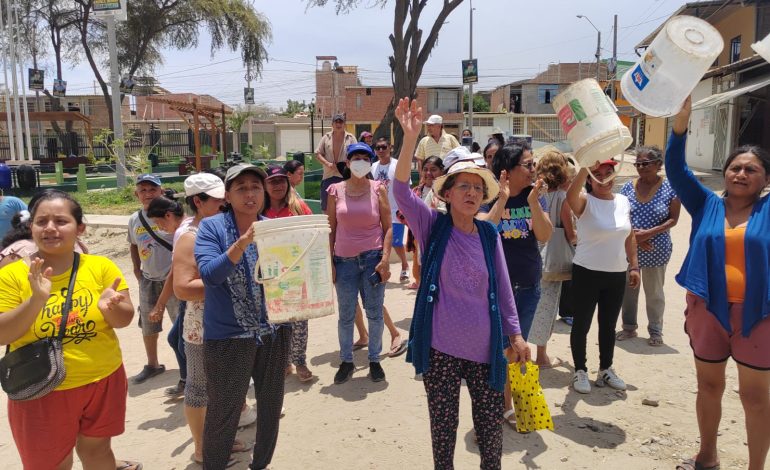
top-left (320, 176), bottom-right (344, 211)
top-left (392, 222), bottom-right (406, 248)
top-left (138, 275), bottom-right (179, 336)
top-left (8, 365), bottom-right (127, 470)
top-left (684, 292), bottom-right (770, 370)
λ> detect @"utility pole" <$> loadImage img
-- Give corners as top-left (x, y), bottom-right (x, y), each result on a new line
top-left (468, 0), bottom-right (474, 136)
top-left (0, 0), bottom-right (15, 160)
top-left (595, 30), bottom-right (601, 81)
top-left (106, 13), bottom-right (126, 187)
top-left (6, 0), bottom-right (24, 160)
top-left (15, 5), bottom-right (34, 161)
top-left (612, 14), bottom-right (618, 100)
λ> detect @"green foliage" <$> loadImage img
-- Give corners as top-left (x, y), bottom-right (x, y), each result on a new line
top-left (93, 129), bottom-right (155, 179)
top-left (282, 99), bottom-right (308, 116)
top-left (73, 182), bottom-right (186, 215)
top-left (464, 93), bottom-right (491, 112)
top-left (256, 144), bottom-right (271, 159)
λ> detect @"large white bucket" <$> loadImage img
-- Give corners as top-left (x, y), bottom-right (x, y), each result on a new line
top-left (751, 32), bottom-right (770, 63)
top-left (252, 215), bottom-right (335, 324)
top-left (621, 15), bottom-right (723, 117)
top-left (552, 78), bottom-right (632, 170)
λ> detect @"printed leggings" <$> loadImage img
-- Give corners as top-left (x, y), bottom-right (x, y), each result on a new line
top-left (202, 328), bottom-right (290, 470)
top-left (423, 348), bottom-right (504, 470)
top-left (290, 320), bottom-right (309, 366)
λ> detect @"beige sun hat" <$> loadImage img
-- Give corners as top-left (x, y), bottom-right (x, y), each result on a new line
top-left (432, 161), bottom-right (500, 204)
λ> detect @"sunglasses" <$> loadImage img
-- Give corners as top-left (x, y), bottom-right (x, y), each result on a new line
top-left (375, 145), bottom-right (388, 150)
top-left (634, 160), bottom-right (660, 168)
top-left (519, 161), bottom-right (536, 170)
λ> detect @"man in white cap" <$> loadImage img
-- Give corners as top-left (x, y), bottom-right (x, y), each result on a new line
top-left (414, 114), bottom-right (459, 171)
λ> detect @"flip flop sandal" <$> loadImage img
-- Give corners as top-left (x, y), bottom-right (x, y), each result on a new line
top-left (675, 458), bottom-right (720, 470)
top-left (502, 409), bottom-right (517, 430)
top-left (116, 461), bottom-right (143, 470)
top-left (297, 366), bottom-right (314, 382)
top-left (352, 342), bottom-right (367, 351)
top-left (387, 339), bottom-right (408, 358)
top-left (399, 270), bottom-right (409, 282)
top-left (231, 440), bottom-right (254, 453)
top-left (648, 336), bottom-right (664, 347)
top-left (405, 281), bottom-right (419, 289)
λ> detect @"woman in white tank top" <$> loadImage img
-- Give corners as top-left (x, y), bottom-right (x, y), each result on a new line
top-left (565, 160), bottom-right (641, 395)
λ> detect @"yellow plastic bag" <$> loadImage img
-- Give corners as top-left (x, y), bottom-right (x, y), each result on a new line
top-left (508, 361), bottom-right (554, 433)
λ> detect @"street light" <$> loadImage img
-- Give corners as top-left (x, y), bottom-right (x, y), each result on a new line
top-left (577, 14), bottom-right (601, 81)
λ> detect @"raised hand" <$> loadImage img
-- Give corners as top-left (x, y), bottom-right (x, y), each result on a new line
top-left (394, 97), bottom-right (423, 140)
top-left (28, 257), bottom-right (52, 302)
top-left (497, 170), bottom-right (510, 201)
top-left (527, 179), bottom-right (546, 205)
top-left (673, 96), bottom-right (692, 135)
top-left (98, 277), bottom-right (125, 314)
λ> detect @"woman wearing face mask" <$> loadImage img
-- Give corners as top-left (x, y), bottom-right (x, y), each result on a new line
top-left (566, 160), bottom-right (641, 395)
top-left (328, 143), bottom-right (392, 384)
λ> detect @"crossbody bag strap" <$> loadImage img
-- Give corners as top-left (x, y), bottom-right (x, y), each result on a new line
top-left (56, 252), bottom-right (80, 342)
top-left (137, 211), bottom-right (172, 251)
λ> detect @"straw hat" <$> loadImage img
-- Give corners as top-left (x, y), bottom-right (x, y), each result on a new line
top-left (432, 161), bottom-right (500, 204)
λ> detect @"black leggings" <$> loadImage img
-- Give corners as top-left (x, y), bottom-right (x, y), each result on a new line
top-left (202, 329), bottom-right (291, 470)
top-left (569, 264), bottom-right (626, 372)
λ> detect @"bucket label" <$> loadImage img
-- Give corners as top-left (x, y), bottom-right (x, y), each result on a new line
top-left (631, 65), bottom-right (650, 91)
top-left (557, 99), bottom-right (587, 134)
top-left (632, 50), bottom-right (661, 91)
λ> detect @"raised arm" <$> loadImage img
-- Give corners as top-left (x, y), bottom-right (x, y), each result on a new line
top-left (528, 180), bottom-right (553, 242)
top-left (394, 98), bottom-right (423, 183)
top-left (665, 97), bottom-right (710, 213)
top-left (567, 167), bottom-right (590, 218)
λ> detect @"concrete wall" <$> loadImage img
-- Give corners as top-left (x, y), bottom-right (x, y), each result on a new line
top-left (714, 6), bottom-right (756, 66)
top-left (277, 125), bottom-right (311, 156)
top-left (490, 85), bottom-right (510, 113)
top-left (644, 117), bottom-right (668, 151)
top-left (521, 84), bottom-right (560, 115)
top-left (685, 79), bottom-right (718, 169)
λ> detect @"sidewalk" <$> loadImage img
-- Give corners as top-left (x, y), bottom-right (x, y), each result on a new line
top-left (85, 213), bottom-right (131, 229)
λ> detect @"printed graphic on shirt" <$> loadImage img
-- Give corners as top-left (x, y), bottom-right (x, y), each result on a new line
top-left (499, 206), bottom-right (534, 240)
top-left (35, 285), bottom-right (97, 343)
top-left (134, 226), bottom-right (161, 261)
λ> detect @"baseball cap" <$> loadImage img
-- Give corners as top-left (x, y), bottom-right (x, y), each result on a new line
top-left (599, 158), bottom-right (618, 166)
top-left (424, 115), bottom-right (443, 125)
top-left (332, 113), bottom-right (345, 122)
top-left (442, 146), bottom-right (477, 170)
top-left (346, 142), bottom-right (375, 160)
top-left (184, 173), bottom-right (225, 198)
top-left (136, 173), bottom-right (161, 186)
top-left (265, 165), bottom-right (288, 180)
top-left (224, 163), bottom-right (267, 188)
top-left (359, 131), bottom-right (372, 140)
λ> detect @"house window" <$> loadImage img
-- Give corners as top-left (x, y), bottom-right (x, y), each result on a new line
top-left (431, 89), bottom-right (461, 113)
top-left (538, 85), bottom-right (559, 104)
top-left (472, 117), bottom-right (494, 126)
top-left (365, 87), bottom-right (372, 96)
top-left (730, 35), bottom-right (741, 63)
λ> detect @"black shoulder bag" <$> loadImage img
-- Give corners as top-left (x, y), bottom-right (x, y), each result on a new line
top-left (137, 211), bottom-right (172, 251)
top-left (0, 253), bottom-right (80, 401)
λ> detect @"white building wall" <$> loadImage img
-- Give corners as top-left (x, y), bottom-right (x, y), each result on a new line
top-left (277, 127), bottom-right (310, 156)
top-left (686, 77), bottom-right (737, 170)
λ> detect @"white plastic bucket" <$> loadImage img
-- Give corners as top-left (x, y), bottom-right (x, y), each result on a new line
top-left (751, 32), bottom-right (770, 63)
top-left (552, 78), bottom-right (632, 172)
top-left (621, 15), bottom-right (723, 117)
top-left (252, 215), bottom-right (335, 324)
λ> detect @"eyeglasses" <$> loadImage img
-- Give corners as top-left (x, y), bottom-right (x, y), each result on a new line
top-left (519, 161), bottom-right (536, 170)
top-left (375, 145), bottom-right (388, 150)
top-left (454, 182), bottom-right (484, 193)
top-left (634, 160), bottom-right (660, 168)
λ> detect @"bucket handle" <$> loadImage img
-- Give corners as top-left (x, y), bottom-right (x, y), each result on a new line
top-left (587, 126), bottom-right (627, 185)
top-left (254, 230), bottom-right (322, 285)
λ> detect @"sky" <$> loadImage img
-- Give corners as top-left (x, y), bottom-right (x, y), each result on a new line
top-left (33, 0), bottom-right (691, 110)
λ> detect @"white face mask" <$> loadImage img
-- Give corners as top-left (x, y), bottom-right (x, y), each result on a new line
top-left (350, 160), bottom-right (371, 178)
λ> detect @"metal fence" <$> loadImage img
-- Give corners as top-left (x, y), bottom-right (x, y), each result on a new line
top-left (511, 114), bottom-right (566, 144)
top-left (0, 129), bottom-right (236, 163)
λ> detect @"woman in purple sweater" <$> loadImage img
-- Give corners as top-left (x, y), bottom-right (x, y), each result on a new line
top-left (393, 98), bottom-right (530, 470)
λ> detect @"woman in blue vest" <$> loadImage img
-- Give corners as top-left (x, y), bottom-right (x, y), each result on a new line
top-left (668, 98), bottom-right (770, 470)
top-left (392, 97), bottom-right (530, 470)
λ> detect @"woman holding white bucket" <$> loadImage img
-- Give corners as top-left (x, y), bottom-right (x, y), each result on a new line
top-left (566, 159), bottom-right (641, 394)
top-left (667, 98), bottom-right (770, 470)
top-left (262, 165), bottom-right (315, 383)
top-left (393, 97), bottom-right (529, 469)
top-left (328, 143), bottom-right (392, 385)
top-left (194, 163), bottom-right (291, 470)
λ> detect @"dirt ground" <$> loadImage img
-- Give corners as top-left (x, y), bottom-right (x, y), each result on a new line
top-left (0, 206), bottom-right (755, 469)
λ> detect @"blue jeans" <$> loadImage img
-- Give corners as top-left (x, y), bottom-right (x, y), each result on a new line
top-left (168, 301), bottom-right (187, 381)
top-left (512, 283), bottom-right (541, 342)
top-left (334, 249), bottom-right (385, 363)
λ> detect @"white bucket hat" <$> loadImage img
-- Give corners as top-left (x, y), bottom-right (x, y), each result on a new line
top-left (184, 173), bottom-right (225, 198)
top-left (432, 161), bottom-right (500, 204)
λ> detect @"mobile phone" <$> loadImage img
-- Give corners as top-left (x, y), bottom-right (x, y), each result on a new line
top-left (368, 271), bottom-right (383, 286)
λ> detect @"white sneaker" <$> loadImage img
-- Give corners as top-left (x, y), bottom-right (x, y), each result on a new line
top-left (572, 370), bottom-right (591, 394)
top-left (596, 368), bottom-right (626, 391)
top-left (238, 405), bottom-right (257, 427)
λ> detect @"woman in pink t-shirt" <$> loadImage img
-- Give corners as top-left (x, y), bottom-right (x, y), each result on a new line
top-left (262, 165), bottom-right (315, 383)
top-left (327, 143), bottom-right (393, 385)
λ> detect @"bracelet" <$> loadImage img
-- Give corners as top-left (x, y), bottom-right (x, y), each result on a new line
top-left (232, 243), bottom-right (245, 253)
top-left (628, 267), bottom-right (640, 273)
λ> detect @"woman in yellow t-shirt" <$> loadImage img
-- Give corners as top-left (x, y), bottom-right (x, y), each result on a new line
top-left (0, 190), bottom-right (136, 470)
